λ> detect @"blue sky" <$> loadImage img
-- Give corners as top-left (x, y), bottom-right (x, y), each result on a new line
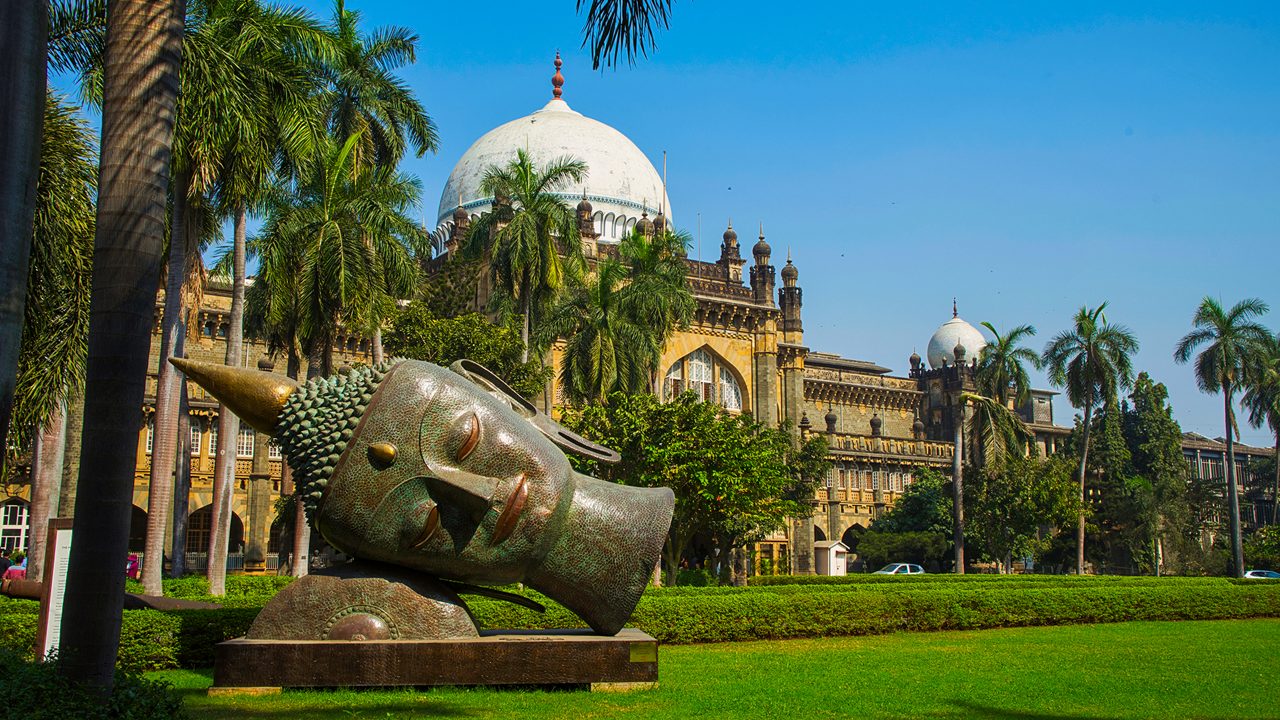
top-left (55, 1), bottom-right (1280, 444)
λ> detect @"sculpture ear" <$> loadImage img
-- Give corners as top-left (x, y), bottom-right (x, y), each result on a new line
top-left (449, 359), bottom-right (620, 464)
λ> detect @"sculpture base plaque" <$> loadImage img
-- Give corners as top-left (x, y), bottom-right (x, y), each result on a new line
top-left (211, 629), bottom-right (659, 692)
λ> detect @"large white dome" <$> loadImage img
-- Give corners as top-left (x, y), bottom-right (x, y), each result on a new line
top-left (927, 315), bottom-right (987, 369)
top-left (434, 94), bottom-right (670, 254)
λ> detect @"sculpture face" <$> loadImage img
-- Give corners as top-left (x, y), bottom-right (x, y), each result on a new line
top-left (172, 356), bottom-right (673, 635)
top-left (316, 361), bottom-right (577, 585)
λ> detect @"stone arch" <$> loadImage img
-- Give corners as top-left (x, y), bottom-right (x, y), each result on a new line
top-left (186, 505), bottom-right (245, 555)
top-left (129, 505), bottom-right (148, 552)
top-left (814, 526), bottom-right (827, 542)
top-left (840, 523), bottom-right (865, 553)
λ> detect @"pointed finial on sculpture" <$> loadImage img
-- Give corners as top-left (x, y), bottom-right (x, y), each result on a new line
top-left (552, 51), bottom-right (564, 99)
top-left (169, 357), bottom-right (298, 434)
top-left (953, 297), bottom-right (958, 318)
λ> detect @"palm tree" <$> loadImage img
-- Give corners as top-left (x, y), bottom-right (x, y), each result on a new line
top-left (320, 0), bottom-right (437, 170)
top-left (619, 226), bottom-right (695, 389)
top-left (1242, 334), bottom-right (1280, 526)
top-left (1175, 297), bottom-right (1271, 577)
top-left (1042, 303), bottom-right (1139, 574)
top-left (464, 149), bottom-right (587, 363)
top-left (58, 0), bottom-right (184, 692)
top-left (541, 258), bottom-right (651, 405)
top-left (577, 0), bottom-right (674, 69)
top-left (976, 323), bottom-right (1040, 408)
top-left (13, 92), bottom-right (96, 584)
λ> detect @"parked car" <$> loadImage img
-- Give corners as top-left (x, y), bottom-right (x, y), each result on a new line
top-left (1243, 569), bottom-right (1280, 580)
top-left (873, 563), bottom-right (925, 575)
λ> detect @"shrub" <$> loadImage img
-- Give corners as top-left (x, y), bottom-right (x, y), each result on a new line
top-left (0, 649), bottom-right (185, 719)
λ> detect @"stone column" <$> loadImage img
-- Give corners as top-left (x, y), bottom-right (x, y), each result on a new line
top-left (791, 503), bottom-right (818, 575)
top-left (244, 430), bottom-right (272, 573)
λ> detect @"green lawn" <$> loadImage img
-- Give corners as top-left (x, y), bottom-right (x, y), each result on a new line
top-left (155, 619), bottom-right (1280, 720)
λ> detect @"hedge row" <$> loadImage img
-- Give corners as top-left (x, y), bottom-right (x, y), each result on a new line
top-left (747, 573), bottom-right (1242, 586)
top-left (5, 581), bottom-right (1278, 671)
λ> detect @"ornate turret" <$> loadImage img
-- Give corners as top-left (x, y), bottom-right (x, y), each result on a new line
top-left (636, 209), bottom-right (653, 238)
top-left (953, 339), bottom-right (967, 364)
top-left (446, 198), bottom-right (469, 256)
top-left (718, 219), bottom-right (745, 284)
top-left (778, 249), bottom-right (802, 333)
top-left (653, 210), bottom-right (667, 235)
top-left (577, 189), bottom-right (598, 258)
top-left (748, 222), bottom-right (775, 305)
top-left (909, 350), bottom-right (922, 377)
top-left (870, 413), bottom-right (882, 437)
top-left (912, 414), bottom-right (925, 439)
top-left (824, 406), bottom-right (838, 435)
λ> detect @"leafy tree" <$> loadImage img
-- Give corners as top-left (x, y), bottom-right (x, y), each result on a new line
top-left (383, 304), bottom-right (551, 399)
top-left (1244, 525), bottom-right (1280, 570)
top-left (871, 467), bottom-right (953, 537)
top-left (966, 454), bottom-right (1082, 572)
top-left (1123, 373), bottom-right (1193, 574)
top-left (1043, 302), bottom-right (1139, 573)
top-left (1174, 296), bottom-right (1270, 577)
top-left (618, 227), bottom-right (695, 388)
top-left (560, 392), bottom-right (822, 584)
top-left (856, 531), bottom-right (951, 570)
top-left (1242, 333), bottom-right (1280, 526)
top-left (976, 322), bottom-right (1040, 407)
top-left (464, 149), bottom-right (586, 362)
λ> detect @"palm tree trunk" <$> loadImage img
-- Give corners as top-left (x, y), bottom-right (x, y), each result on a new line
top-left (1271, 434), bottom-right (1279, 526)
top-left (169, 373), bottom-right (191, 577)
top-left (521, 296), bottom-right (531, 364)
top-left (57, 385), bottom-right (85, 517)
top-left (0, 1), bottom-right (46, 448)
top-left (290, 352), bottom-right (323, 578)
top-left (952, 405), bottom-right (965, 574)
top-left (142, 167), bottom-right (190, 595)
top-left (1224, 387), bottom-right (1244, 578)
top-left (207, 205), bottom-right (247, 595)
top-left (59, 0), bottom-right (184, 691)
top-left (372, 327), bottom-right (384, 365)
top-left (27, 403), bottom-right (66, 583)
top-left (1076, 399), bottom-right (1095, 575)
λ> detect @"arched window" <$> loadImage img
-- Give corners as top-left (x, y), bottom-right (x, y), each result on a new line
top-left (719, 371), bottom-right (742, 411)
top-left (664, 348), bottom-right (746, 412)
top-left (687, 349), bottom-right (713, 401)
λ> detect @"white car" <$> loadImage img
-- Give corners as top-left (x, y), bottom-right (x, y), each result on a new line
top-left (873, 563), bottom-right (925, 575)
top-left (1243, 569), bottom-right (1280, 580)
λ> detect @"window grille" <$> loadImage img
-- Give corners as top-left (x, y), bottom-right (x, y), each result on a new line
top-left (237, 427), bottom-right (255, 458)
top-left (190, 421), bottom-right (203, 456)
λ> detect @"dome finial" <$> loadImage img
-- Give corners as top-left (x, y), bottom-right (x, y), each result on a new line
top-left (953, 297), bottom-right (958, 318)
top-left (552, 51), bottom-right (564, 99)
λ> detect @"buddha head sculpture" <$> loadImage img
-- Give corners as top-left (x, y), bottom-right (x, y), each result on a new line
top-left (173, 357), bottom-right (674, 636)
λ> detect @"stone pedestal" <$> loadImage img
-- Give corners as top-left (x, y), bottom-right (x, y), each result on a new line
top-left (211, 628), bottom-right (660, 690)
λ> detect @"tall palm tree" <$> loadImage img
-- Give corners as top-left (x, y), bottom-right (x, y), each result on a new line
top-left (976, 322), bottom-right (1040, 408)
top-left (1042, 303), bottom-right (1139, 575)
top-left (58, 0), bottom-right (184, 692)
top-left (577, 0), bottom-right (674, 69)
top-left (320, 0), bottom-right (437, 170)
top-left (14, 92), bottom-right (96, 584)
top-left (1242, 333), bottom-right (1280, 526)
top-left (465, 149), bottom-right (587, 363)
top-left (1175, 297), bottom-right (1270, 577)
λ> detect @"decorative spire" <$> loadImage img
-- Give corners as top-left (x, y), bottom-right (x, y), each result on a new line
top-left (953, 297), bottom-right (958, 318)
top-left (552, 51), bottom-right (564, 99)
top-left (759, 221), bottom-right (765, 240)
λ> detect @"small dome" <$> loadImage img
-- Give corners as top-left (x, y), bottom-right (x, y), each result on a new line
top-left (636, 210), bottom-right (653, 236)
top-left (799, 412), bottom-right (811, 430)
top-left (953, 340), bottom-right (967, 362)
top-left (824, 407), bottom-right (837, 424)
top-left (926, 315), bottom-right (986, 369)
top-left (576, 193), bottom-right (593, 214)
top-left (870, 413), bottom-right (882, 434)
top-left (912, 416), bottom-right (925, 432)
top-left (723, 221), bottom-right (738, 245)
top-left (909, 350), bottom-right (921, 368)
top-left (781, 258), bottom-right (798, 283)
top-left (452, 204), bottom-right (469, 222)
top-left (753, 237), bottom-right (771, 260)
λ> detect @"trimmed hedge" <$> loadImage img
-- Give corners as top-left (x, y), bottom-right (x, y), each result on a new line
top-left (747, 573), bottom-right (1238, 586)
top-left (5, 580), bottom-right (1279, 670)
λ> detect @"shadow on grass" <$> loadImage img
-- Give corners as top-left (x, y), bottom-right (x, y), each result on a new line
top-left (948, 700), bottom-right (1243, 720)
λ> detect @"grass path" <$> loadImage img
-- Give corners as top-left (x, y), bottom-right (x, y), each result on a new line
top-left (155, 619), bottom-right (1280, 719)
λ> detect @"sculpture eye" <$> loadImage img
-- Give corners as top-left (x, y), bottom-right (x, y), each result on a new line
top-left (457, 412), bottom-right (480, 461)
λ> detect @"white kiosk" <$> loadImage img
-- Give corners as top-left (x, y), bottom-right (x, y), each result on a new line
top-left (813, 540), bottom-right (849, 576)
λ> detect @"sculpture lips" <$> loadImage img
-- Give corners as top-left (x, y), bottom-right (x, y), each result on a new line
top-left (491, 475), bottom-right (528, 545)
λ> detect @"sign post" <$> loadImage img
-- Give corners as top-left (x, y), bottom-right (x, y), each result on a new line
top-left (35, 518), bottom-right (73, 661)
